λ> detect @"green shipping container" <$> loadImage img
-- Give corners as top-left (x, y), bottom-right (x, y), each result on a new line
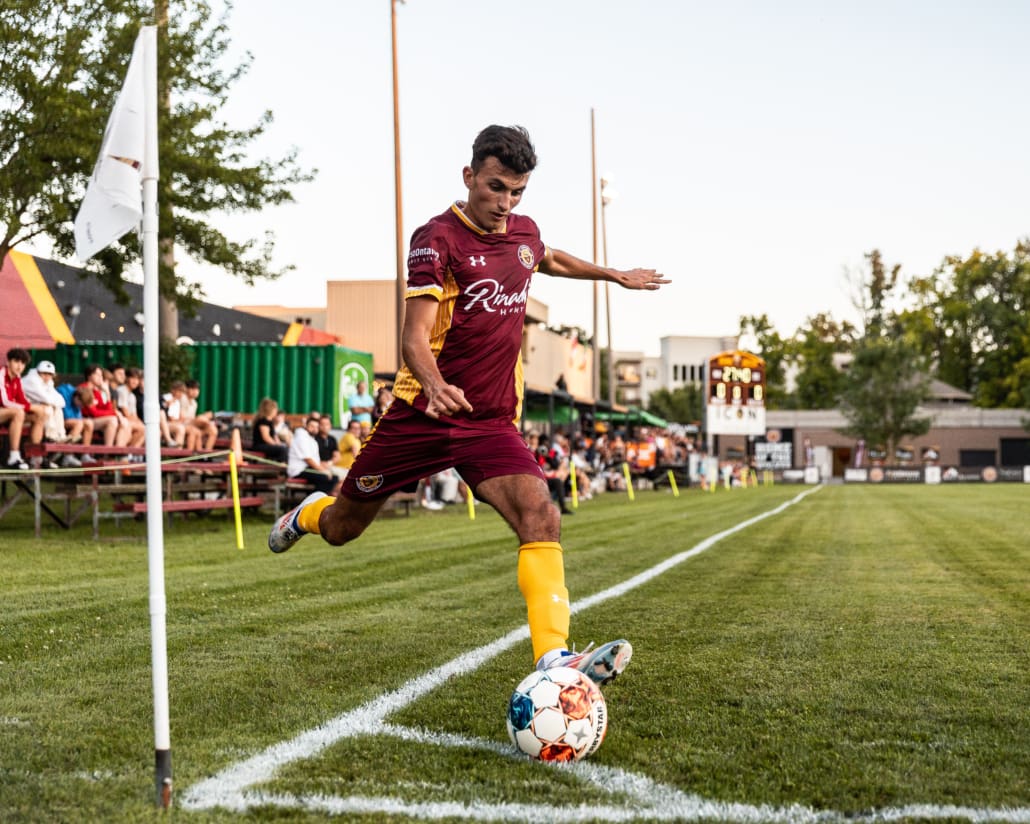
top-left (37, 342), bottom-right (374, 427)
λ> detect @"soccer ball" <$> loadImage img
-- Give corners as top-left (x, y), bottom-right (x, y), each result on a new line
top-left (506, 666), bottom-right (608, 762)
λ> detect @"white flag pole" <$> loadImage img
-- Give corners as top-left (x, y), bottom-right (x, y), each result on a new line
top-left (137, 25), bottom-right (172, 809)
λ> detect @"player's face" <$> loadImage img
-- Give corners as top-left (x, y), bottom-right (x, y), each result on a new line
top-left (462, 156), bottom-right (530, 232)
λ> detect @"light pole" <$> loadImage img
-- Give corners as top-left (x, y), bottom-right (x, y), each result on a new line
top-left (590, 109), bottom-right (600, 403)
top-left (600, 176), bottom-right (616, 406)
top-left (391, 0), bottom-right (405, 372)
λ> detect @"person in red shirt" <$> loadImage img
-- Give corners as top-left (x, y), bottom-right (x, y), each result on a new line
top-left (1, 348), bottom-right (47, 469)
top-left (268, 125), bottom-right (670, 686)
top-left (78, 364), bottom-right (124, 447)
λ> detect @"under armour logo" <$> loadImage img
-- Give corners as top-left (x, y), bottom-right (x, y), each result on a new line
top-left (469, 255), bottom-right (486, 267)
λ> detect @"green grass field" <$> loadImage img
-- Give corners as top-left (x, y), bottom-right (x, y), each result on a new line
top-left (1, 484), bottom-right (1028, 823)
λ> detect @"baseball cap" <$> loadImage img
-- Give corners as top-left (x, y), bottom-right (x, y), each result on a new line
top-left (36, 360), bottom-right (57, 375)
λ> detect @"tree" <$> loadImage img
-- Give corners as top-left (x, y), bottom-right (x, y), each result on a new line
top-left (904, 242), bottom-right (1030, 408)
top-left (839, 250), bottom-right (931, 459)
top-left (792, 312), bottom-right (855, 410)
top-left (738, 314), bottom-right (793, 409)
top-left (647, 384), bottom-right (704, 425)
top-left (0, 0), bottom-right (314, 338)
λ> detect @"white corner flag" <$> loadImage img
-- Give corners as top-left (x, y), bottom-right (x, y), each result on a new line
top-left (74, 30), bottom-right (148, 260)
top-left (73, 26), bottom-right (172, 809)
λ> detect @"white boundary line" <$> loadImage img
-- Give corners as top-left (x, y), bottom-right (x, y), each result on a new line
top-left (183, 486), bottom-right (1030, 822)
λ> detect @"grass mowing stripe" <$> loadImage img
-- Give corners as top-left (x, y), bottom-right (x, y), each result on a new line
top-left (182, 486), bottom-right (823, 813)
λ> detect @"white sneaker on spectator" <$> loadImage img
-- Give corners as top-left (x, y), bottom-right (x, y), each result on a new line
top-left (6, 456), bottom-right (29, 470)
top-left (61, 454), bottom-right (83, 468)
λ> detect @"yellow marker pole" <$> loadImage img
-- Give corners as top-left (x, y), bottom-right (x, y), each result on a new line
top-left (569, 463), bottom-right (579, 509)
top-left (622, 462), bottom-right (635, 501)
top-left (466, 485), bottom-right (476, 520)
top-left (229, 449), bottom-right (244, 549)
top-left (667, 469), bottom-right (680, 497)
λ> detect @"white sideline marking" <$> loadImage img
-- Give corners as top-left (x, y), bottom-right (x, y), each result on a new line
top-left (183, 486), bottom-right (1030, 822)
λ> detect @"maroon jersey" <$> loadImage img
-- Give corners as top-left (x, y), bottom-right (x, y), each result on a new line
top-left (393, 203), bottom-right (546, 428)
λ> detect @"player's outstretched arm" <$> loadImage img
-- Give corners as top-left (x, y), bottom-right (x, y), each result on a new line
top-left (539, 247), bottom-right (670, 291)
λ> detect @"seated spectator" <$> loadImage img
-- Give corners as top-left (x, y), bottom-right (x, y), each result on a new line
top-left (160, 381), bottom-right (187, 447)
top-left (524, 431), bottom-right (571, 515)
top-left (335, 419), bottom-right (363, 475)
top-left (287, 416), bottom-right (338, 494)
top-left (315, 414), bottom-right (347, 480)
top-left (182, 379), bottom-right (218, 450)
top-left (56, 382), bottom-right (95, 447)
top-left (1, 348), bottom-right (47, 469)
top-left (429, 467), bottom-right (470, 505)
top-left (79, 364), bottom-right (125, 447)
top-left (272, 411), bottom-right (293, 446)
top-left (251, 397), bottom-right (288, 463)
top-left (112, 367), bottom-right (146, 454)
top-left (22, 360), bottom-right (69, 443)
top-left (372, 386), bottom-right (394, 426)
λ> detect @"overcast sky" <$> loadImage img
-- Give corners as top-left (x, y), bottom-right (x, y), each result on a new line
top-left (41, 0), bottom-right (1030, 355)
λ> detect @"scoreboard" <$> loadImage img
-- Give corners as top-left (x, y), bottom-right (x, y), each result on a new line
top-left (705, 350), bottom-right (766, 436)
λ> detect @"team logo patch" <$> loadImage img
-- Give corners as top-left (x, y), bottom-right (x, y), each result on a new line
top-left (517, 244), bottom-right (535, 269)
top-left (355, 474), bottom-right (385, 493)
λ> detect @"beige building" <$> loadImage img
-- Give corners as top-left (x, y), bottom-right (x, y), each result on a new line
top-left (254, 280), bottom-right (594, 399)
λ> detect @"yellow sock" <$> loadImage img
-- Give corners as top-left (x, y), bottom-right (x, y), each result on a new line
top-left (297, 495), bottom-right (335, 534)
top-left (518, 541), bottom-right (570, 664)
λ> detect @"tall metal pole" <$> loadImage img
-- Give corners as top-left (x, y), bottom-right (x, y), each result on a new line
top-left (590, 109), bottom-right (600, 403)
top-left (601, 186), bottom-right (615, 406)
top-left (391, 0), bottom-right (405, 371)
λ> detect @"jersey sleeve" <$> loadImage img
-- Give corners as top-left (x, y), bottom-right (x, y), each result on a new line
top-left (405, 221), bottom-right (449, 301)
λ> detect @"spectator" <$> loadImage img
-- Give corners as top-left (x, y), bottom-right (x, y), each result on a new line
top-left (346, 380), bottom-right (374, 431)
top-left (251, 397), bottom-right (288, 463)
top-left (372, 386), bottom-right (394, 426)
top-left (112, 366), bottom-right (146, 453)
top-left (287, 416), bottom-right (338, 495)
top-left (21, 360), bottom-right (69, 444)
top-left (273, 411), bottom-right (293, 446)
top-left (55, 381), bottom-right (95, 448)
top-left (160, 380), bottom-right (187, 448)
top-left (524, 431), bottom-right (571, 515)
top-left (315, 415), bottom-right (347, 480)
top-left (182, 379), bottom-right (218, 450)
top-left (79, 364), bottom-right (125, 447)
top-left (335, 419), bottom-right (363, 475)
top-left (1, 348), bottom-right (47, 469)
top-left (164, 381), bottom-right (194, 449)
top-left (429, 467), bottom-right (470, 505)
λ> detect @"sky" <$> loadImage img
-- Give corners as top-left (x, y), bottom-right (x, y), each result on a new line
top-left (37, 0), bottom-right (1030, 356)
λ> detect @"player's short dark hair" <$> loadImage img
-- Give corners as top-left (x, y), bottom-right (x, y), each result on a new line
top-left (6, 348), bottom-right (30, 364)
top-left (471, 125), bottom-right (537, 174)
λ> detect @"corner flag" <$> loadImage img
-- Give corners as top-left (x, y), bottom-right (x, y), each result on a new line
top-left (74, 29), bottom-right (148, 260)
top-left (73, 26), bottom-right (172, 809)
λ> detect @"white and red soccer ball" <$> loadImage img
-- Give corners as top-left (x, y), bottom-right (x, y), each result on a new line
top-left (506, 666), bottom-right (608, 762)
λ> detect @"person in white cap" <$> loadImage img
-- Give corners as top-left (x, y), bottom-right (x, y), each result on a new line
top-left (22, 360), bottom-right (83, 466)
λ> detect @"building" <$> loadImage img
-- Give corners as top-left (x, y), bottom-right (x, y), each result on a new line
top-left (614, 334), bottom-right (739, 408)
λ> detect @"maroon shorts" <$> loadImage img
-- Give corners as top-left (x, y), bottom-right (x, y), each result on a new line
top-left (340, 401), bottom-right (544, 501)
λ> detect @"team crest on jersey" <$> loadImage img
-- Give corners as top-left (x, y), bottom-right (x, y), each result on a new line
top-left (517, 244), bottom-right (535, 270)
top-left (355, 474), bottom-right (384, 493)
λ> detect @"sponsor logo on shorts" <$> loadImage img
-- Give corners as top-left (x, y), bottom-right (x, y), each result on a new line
top-left (517, 244), bottom-right (535, 269)
top-left (356, 474), bottom-right (384, 493)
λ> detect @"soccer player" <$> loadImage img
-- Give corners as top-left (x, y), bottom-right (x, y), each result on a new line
top-left (268, 125), bottom-right (669, 685)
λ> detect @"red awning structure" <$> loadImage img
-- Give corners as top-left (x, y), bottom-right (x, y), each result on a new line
top-left (282, 322), bottom-right (341, 346)
top-left (0, 251), bottom-right (75, 351)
